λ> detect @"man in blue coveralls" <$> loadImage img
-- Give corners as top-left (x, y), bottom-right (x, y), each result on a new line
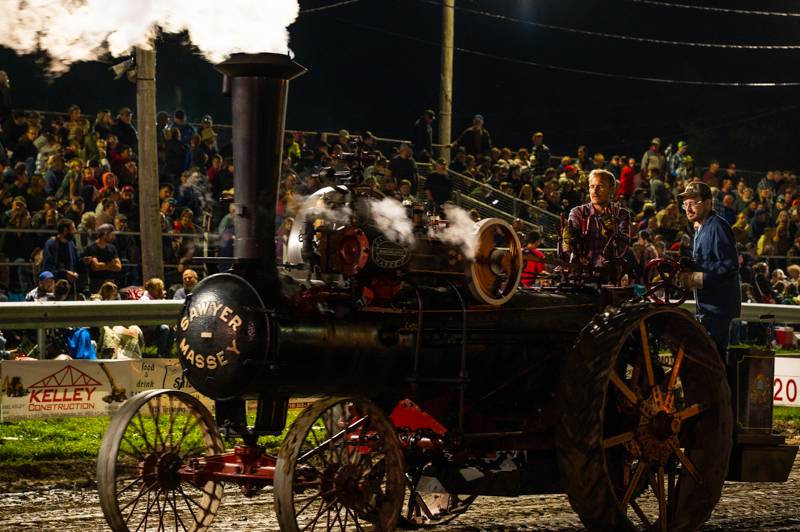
top-left (677, 181), bottom-right (741, 363)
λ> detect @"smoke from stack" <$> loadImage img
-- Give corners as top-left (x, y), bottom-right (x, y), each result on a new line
top-left (369, 198), bottom-right (416, 246)
top-left (0, 0), bottom-right (299, 73)
top-left (430, 204), bottom-right (479, 260)
top-left (295, 192), bottom-right (353, 227)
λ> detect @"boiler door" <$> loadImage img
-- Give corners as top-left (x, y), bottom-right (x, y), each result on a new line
top-left (175, 273), bottom-right (270, 400)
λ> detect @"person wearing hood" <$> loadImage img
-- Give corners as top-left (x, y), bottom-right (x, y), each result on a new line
top-left (96, 171), bottom-right (120, 203)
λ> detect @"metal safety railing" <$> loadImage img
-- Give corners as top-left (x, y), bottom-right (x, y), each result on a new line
top-left (415, 164), bottom-right (560, 244)
top-left (0, 299), bottom-right (793, 330)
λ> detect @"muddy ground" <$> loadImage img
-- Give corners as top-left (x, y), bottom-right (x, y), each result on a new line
top-left (1, 449), bottom-right (798, 531)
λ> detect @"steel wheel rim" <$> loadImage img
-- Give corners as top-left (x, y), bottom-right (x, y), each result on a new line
top-left (602, 311), bottom-right (731, 531)
top-left (275, 396), bottom-right (406, 532)
top-left (97, 390), bottom-right (224, 532)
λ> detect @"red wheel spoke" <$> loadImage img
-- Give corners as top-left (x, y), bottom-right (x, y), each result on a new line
top-left (669, 441), bottom-right (703, 483)
top-left (622, 460), bottom-right (647, 508)
top-left (629, 499), bottom-right (651, 528)
top-left (657, 466), bottom-right (668, 532)
top-left (668, 468), bottom-right (676, 525)
top-left (610, 371), bottom-right (640, 406)
top-left (639, 321), bottom-right (665, 408)
top-left (604, 431), bottom-right (635, 449)
top-left (675, 402), bottom-right (706, 421)
top-left (664, 345), bottom-right (685, 411)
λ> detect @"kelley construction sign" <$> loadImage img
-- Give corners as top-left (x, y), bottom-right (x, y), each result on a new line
top-left (0, 359), bottom-right (193, 421)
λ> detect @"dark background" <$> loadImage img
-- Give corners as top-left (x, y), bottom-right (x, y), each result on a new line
top-left (1, 0), bottom-right (798, 171)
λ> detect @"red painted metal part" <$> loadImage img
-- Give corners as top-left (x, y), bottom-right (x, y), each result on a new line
top-left (173, 399), bottom-right (447, 494)
top-left (390, 399), bottom-right (447, 436)
top-left (178, 445), bottom-right (277, 496)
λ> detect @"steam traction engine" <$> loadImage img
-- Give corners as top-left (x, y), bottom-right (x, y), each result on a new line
top-left (96, 54), bottom-right (797, 531)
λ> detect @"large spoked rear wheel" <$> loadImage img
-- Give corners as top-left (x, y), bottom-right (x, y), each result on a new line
top-left (557, 305), bottom-right (732, 532)
top-left (274, 396), bottom-right (406, 531)
top-left (97, 389), bottom-right (224, 532)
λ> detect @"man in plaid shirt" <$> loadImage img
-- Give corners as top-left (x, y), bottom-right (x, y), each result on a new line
top-left (562, 169), bottom-right (631, 273)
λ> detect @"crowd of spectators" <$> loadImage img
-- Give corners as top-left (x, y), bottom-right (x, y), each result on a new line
top-left (4, 84), bottom-right (800, 358)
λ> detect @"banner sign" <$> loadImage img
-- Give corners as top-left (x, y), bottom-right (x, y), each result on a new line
top-left (1, 359), bottom-right (315, 421)
top-left (0, 359), bottom-right (201, 421)
top-left (775, 356), bottom-right (800, 407)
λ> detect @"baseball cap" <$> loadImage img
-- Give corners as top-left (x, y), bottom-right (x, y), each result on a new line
top-left (39, 271), bottom-right (54, 281)
top-left (677, 141), bottom-right (688, 149)
top-left (473, 114), bottom-right (484, 122)
top-left (423, 109), bottom-right (436, 119)
top-left (651, 137), bottom-right (661, 146)
top-left (121, 185), bottom-right (134, 193)
top-left (97, 223), bottom-right (115, 236)
top-left (677, 181), bottom-right (712, 202)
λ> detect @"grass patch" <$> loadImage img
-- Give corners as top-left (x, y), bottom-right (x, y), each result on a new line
top-left (774, 406), bottom-right (800, 422)
top-left (0, 407), bottom-right (301, 483)
top-left (0, 416), bottom-right (109, 482)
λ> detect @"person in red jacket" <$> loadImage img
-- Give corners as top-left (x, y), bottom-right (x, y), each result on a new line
top-left (521, 229), bottom-right (546, 287)
top-left (616, 157), bottom-right (636, 201)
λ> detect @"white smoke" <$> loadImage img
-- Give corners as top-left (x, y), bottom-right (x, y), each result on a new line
top-left (0, 0), bottom-right (299, 73)
top-left (368, 198), bottom-right (415, 246)
top-left (296, 192), bottom-right (352, 227)
top-left (430, 204), bottom-right (479, 260)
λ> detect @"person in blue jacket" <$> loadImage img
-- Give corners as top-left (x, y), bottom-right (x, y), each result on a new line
top-left (677, 181), bottom-right (741, 363)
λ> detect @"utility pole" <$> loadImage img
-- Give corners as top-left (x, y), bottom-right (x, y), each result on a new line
top-left (438, 0), bottom-right (455, 161)
top-left (136, 48), bottom-right (163, 282)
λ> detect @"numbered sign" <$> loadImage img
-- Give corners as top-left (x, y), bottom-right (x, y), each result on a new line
top-left (775, 357), bottom-right (800, 407)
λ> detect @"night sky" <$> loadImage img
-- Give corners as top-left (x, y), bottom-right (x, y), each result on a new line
top-left (2, 0), bottom-right (799, 171)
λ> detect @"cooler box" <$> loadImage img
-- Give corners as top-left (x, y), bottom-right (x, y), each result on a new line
top-left (775, 326), bottom-right (795, 348)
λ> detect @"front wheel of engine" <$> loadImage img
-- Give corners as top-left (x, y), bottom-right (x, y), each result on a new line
top-left (274, 396), bottom-right (406, 531)
top-left (97, 389), bottom-right (224, 531)
top-left (556, 305), bottom-right (732, 531)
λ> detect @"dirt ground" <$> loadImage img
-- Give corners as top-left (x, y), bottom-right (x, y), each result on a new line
top-left (1, 447), bottom-right (798, 531)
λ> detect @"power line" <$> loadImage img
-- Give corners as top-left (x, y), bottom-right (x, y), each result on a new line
top-left (300, 0), bottom-right (363, 14)
top-left (626, 0), bottom-right (800, 18)
top-left (420, 0), bottom-right (800, 50)
top-left (319, 14), bottom-right (800, 87)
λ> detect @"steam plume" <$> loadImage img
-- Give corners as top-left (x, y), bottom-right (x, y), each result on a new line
top-left (430, 204), bottom-right (478, 260)
top-left (369, 198), bottom-right (415, 246)
top-left (0, 0), bottom-right (299, 73)
top-left (295, 191), bottom-right (353, 226)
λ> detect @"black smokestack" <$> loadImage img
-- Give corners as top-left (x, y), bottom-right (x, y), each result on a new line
top-left (216, 53), bottom-right (306, 292)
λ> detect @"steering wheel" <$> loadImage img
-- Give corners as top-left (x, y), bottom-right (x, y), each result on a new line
top-left (643, 257), bottom-right (689, 306)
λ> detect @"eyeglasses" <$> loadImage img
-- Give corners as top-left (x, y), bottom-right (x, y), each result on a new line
top-left (682, 199), bottom-right (703, 209)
